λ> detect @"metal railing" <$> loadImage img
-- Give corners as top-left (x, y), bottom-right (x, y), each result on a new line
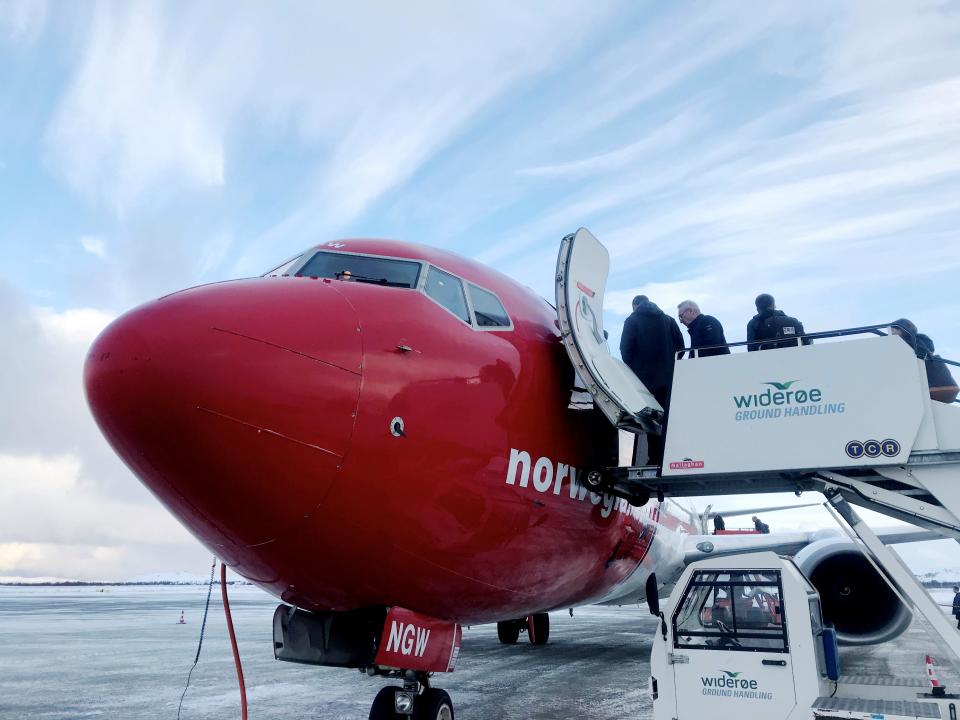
top-left (680, 321), bottom-right (959, 402)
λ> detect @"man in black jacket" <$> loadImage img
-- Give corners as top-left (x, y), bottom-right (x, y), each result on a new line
top-left (891, 318), bottom-right (959, 403)
top-left (747, 293), bottom-right (812, 351)
top-left (620, 295), bottom-right (684, 467)
top-left (952, 586), bottom-right (960, 629)
top-left (677, 300), bottom-right (730, 358)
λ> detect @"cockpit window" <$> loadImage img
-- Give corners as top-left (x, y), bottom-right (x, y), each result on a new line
top-left (424, 266), bottom-right (470, 323)
top-left (468, 284), bottom-right (510, 328)
top-left (297, 251), bottom-right (421, 288)
top-left (263, 254), bottom-right (303, 277)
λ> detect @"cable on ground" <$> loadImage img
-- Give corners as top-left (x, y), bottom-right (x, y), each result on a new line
top-left (177, 555), bottom-right (218, 720)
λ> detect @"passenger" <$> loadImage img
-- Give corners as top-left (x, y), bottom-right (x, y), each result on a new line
top-left (677, 300), bottom-right (730, 358)
top-left (713, 514), bottom-right (726, 532)
top-left (891, 318), bottom-right (959, 403)
top-left (620, 295), bottom-right (685, 467)
top-left (752, 516), bottom-right (770, 534)
top-left (746, 294), bottom-right (812, 351)
top-left (952, 586), bottom-right (960, 630)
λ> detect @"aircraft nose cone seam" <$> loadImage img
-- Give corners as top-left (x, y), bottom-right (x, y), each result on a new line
top-left (84, 278), bottom-right (363, 563)
top-left (210, 327), bottom-right (361, 376)
top-left (195, 406), bottom-right (345, 460)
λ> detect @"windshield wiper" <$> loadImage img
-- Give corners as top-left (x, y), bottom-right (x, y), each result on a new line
top-left (335, 271), bottom-right (385, 283)
top-left (334, 271), bottom-right (407, 287)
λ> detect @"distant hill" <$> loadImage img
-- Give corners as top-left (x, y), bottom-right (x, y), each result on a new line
top-left (0, 571), bottom-right (251, 586)
top-left (125, 571), bottom-right (217, 584)
top-left (919, 568), bottom-right (960, 587)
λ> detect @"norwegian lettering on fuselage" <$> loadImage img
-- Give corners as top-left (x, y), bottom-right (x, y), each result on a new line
top-left (385, 620), bottom-right (431, 658)
top-left (505, 448), bottom-right (638, 520)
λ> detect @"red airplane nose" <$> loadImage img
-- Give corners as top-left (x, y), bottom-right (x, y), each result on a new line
top-left (85, 278), bottom-right (363, 573)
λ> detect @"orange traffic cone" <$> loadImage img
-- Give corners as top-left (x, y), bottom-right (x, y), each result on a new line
top-left (178, 610), bottom-right (186, 624)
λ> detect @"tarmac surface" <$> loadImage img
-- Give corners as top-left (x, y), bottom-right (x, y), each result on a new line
top-left (1, 584), bottom-right (957, 720)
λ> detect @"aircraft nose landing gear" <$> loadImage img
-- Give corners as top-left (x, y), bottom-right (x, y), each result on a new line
top-left (369, 671), bottom-right (455, 720)
top-left (273, 604), bottom-right (461, 720)
top-left (496, 613), bottom-right (550, 645)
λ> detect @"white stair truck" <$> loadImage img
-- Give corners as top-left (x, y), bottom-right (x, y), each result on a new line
top-left (557, 227), bottom-right (960, 719)
top-left (649, 548), bottom-right (957, 720)
top-left (556, 227), bottom-right (960, 531)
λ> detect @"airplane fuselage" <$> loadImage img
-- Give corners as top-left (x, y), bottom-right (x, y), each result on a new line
top-left (85, 239), bottom-right (695, 624)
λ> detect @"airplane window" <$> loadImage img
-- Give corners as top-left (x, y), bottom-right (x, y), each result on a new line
top-left (424, 266), bottom-right (470, 323)
top-left (263, 254), bottom-right (303, 277)
top-left (468, 284), bottom-right (510, 328)
top-left (297, 251), bottom-right (421, 288)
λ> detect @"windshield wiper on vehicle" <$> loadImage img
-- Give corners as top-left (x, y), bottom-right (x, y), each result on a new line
top-left (334, 271), bottom-right (405, 286)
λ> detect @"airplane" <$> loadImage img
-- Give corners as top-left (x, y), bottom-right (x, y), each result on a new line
top-left (83, 233), bottom-right (932, 720)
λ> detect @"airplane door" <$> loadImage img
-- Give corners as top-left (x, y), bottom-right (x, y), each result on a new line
top-left (670, 569), bottom-right (797, 719)
top-left (555, 228), bottom-right (662, 434)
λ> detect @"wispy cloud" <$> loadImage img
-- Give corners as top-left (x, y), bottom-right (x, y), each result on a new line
top-left (516, 104), bottom-right (707, 180)
top-left (33, 305), bottom-right (113, 345)
top-left (41, 1), bottom-right (620, 271)
top-left (46, 2), bottom-right (225, 213)
top-left (78, 234), bottom-right (106, 259)
top-left (0, 0), bottom-right (47, 46)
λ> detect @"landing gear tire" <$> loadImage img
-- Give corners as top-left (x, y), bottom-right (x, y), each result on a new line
top-left (413, 688), bottom-right (454, 720)
top-left (497, 619), bottom-right (521, 644)
top-left (369, 686), bottom-right (403, 720)
top-left (528, 612), bottom-right (549, 645)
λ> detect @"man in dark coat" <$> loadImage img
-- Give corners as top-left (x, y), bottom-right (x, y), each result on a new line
top-left (620, 295), bottom-right (684, 467)
top-left (747, 293), bottom-right (812, 351)
top-left (752, 516), bottom-right (770, 534)
top-left (677, 300), bottom-right (730, 358)
top-left (952, 586), bottom-right (960, 629)
top-left (891, 318), bottom-right (959, 403)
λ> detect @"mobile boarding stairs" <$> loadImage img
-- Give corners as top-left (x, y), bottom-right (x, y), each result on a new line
top-left (556, 228), bottom-right (960, 692)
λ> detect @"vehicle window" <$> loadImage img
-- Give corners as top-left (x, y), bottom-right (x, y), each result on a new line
top-left (297, 251), bottom-right (421, 288)
top-left (263, 254), bottom-right (303, 277)
top-left (468, 284), bottom-right (510, 328)
top-left (425, 266), bottom-right (470, 323)
top-left (673, 570), bottom-right (787, 652)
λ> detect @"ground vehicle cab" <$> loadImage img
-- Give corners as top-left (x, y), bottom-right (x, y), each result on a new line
top-left (649, 552), bottom-right (834, 720)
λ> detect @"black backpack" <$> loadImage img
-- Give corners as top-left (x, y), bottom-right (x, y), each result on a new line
top-left (761, 314), bottom-right (804, 349)
top-left (926, 355), bottom-right (959, 403)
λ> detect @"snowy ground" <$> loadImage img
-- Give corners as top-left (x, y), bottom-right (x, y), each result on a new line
top-left (0, 585), bottom-right (958, 720)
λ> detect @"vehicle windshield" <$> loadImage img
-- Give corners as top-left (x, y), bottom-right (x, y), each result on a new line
top-left (673, 570), bottom-right (787, 652)
top-left (297, 251), bottom-right (422, 288)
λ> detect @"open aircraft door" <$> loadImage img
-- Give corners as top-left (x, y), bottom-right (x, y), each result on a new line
top-left (556, 228), bottom-right (663, 435)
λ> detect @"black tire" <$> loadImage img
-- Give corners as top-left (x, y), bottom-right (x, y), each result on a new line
top-left (529, 613), bottom-right (549, 645)
top-left (413, 688), bottom-right (454, 720)
top-left (369, 686), bottom-right (402, 720)
top-left (497, 619), bottom-right (521, 644)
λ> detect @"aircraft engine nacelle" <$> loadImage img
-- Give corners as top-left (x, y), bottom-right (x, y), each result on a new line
top-left (794, 538), bottom-right (912, 646)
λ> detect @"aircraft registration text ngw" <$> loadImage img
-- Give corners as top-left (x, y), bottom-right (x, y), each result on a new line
top-left (385, 621), bottom-right (431, 658)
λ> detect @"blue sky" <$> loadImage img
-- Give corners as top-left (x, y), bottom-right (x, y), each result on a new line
top-left (1, 1), bottom-right (959, 579)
